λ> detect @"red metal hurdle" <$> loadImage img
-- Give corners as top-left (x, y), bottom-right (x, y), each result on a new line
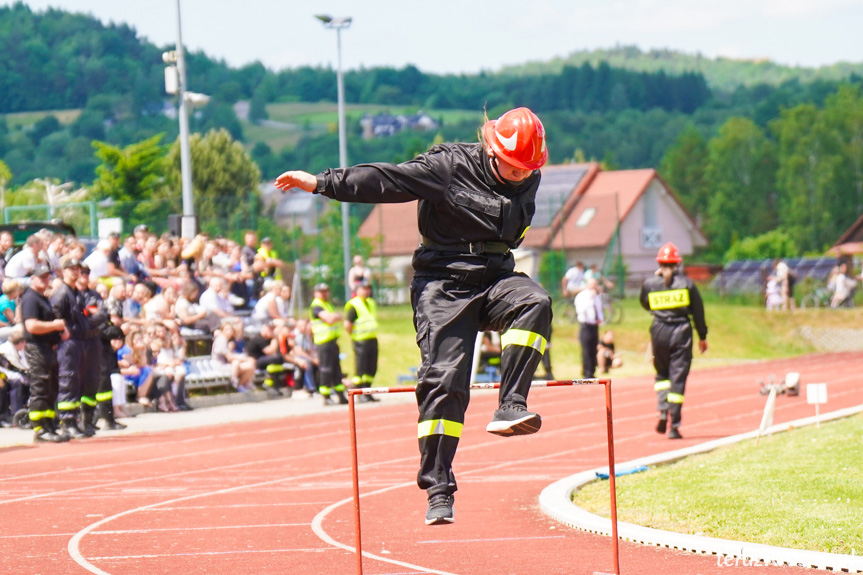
top-left (347, 378), bottom-right (620, 575)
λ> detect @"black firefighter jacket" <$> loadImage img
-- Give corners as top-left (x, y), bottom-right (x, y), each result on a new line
top-left (315, 142), bottom-right (540, 286)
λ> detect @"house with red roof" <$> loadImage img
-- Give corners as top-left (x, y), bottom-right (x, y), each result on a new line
top-left (355, 162), bottom-right (707, 292)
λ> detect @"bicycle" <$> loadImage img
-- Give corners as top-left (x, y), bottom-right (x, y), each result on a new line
top-left (800, 287), bottom-right (833, 308)
top-left (600, 291), bottom-right (624, 324)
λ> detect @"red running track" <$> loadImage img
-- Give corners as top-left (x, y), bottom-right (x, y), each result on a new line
top-left (1, 352), bottom-right (860, 575)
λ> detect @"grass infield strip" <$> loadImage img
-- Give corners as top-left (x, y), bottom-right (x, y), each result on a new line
top-left (572, 413), bottom-right (863, 557)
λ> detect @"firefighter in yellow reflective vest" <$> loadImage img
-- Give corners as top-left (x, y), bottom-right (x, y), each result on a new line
top-left (344, 280), bottom-right (379, 403)
top-left (309, 283), bottom-right (348, 405)
top-left (640, 242), bottom-right (708, 440)
top-left (257, 237), bottom-right (285, 280)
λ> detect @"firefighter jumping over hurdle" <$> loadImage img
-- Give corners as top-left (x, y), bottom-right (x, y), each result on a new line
top-left (276, 107), bottom-right (551, 525)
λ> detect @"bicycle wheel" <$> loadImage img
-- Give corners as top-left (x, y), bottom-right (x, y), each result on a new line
top-left (601, 294), bottom-right (623, 324)
top-left (800, 294), bottom-right (819, 308)
top-left (553, 297), bottom-right (576, 323)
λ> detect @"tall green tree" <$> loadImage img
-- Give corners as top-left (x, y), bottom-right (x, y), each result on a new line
top-left (659, 123), bottom-right (709, 219)
top-left (166, 128), bottom-right (260, 233)
top-left (771, 104), bottom-right (842, 252)
top-left (92, 134), bottom-right (168, 222)
top-left (703, 117), bottom-right (777, 258)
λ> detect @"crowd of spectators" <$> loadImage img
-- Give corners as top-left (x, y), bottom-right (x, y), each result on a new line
top-left (0, 225), bottom-right (321, 433)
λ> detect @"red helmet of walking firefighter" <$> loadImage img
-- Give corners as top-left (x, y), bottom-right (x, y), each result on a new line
top-left (482, 107), bottom-right (548, 171)
top-left (655, 242), bottom-right (682, 265)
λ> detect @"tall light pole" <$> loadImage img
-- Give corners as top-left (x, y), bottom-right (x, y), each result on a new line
top-left (163, 0), bottom-right (208, 239)
top-left (316, 14), bottom-right (353, 302)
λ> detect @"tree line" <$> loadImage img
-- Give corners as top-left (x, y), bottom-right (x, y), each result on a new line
top-left (2, 3), bottom-right (863, 265)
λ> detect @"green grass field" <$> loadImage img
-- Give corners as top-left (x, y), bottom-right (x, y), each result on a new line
top-left (573, 415), bottom-right (863, 554)
top-left (2, 108), bottom-right (81, 128)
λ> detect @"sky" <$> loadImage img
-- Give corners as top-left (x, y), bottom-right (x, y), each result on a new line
top-left (6, 0), bottom-right (863, 74)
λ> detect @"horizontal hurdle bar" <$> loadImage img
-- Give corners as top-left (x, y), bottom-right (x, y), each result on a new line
top-left (346, 378), bottom-right (620, 575)
top-left (348, 378), bottom-right (612, 397)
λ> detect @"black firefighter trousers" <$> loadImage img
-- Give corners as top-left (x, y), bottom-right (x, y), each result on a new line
top-left (649, 320), bottom-right (693, 428)
top-left (411, 272), bottom-right (551, 497)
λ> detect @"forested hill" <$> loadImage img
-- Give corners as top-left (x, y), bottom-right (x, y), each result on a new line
top-left (502, 45), bottom-right (863, 91)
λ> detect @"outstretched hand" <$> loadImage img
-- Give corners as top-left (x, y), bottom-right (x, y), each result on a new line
top-left (275, 170), bottom-right (316, 193)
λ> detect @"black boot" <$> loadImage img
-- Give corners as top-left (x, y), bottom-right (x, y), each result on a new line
top-left (81, 407), bottom-right (98, 437)
top-left (34, 419), bottom-right (69, 443)
top-left (60, 419), bottom-right (88, 439)
top-left (336, 390), bottom-right (349, 405)
top-left (99, 403), bottom-right (127, 430)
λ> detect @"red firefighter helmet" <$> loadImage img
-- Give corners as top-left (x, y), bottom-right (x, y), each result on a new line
top-left (482, 107), bottom-right (548, 170)
top-left (656, 242), bottom-right (682, 264)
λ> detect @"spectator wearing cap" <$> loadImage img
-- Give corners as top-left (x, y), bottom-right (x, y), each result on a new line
top-left (309, 282), bottom-right (347, 405)
top-left (50, 255), bottom-right (91, 438)
top-left (4, 234), bottom-right (45, 284)
top-left (344, 280), bottom-right (379, 403)
top-left (21, 263), bottom-right (68, 443)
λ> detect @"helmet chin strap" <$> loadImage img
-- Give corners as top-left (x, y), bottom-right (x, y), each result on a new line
top-left (490, 154), bottom-right (525, 189)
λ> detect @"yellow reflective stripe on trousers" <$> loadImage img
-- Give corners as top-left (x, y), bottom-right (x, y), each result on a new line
top-left (417, 419), bottom-right (463, 439)
top-left (667, 392), bottom-right (684, 404)
top-left (96, 391), bottom-right (113, 402)
top-left (81, 396), bottom-right (97, 407)
top-left (29, 410), bottom-right (51, 421)
top-left (57, 401), bottom-right (78, 411)
top-left (500, 329), bottom-right (547, 355)
top-left (654, 380), bottom-right (671, 391)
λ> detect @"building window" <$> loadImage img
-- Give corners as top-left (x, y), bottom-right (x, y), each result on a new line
top-left (575, 207), bottom-right (596, 227)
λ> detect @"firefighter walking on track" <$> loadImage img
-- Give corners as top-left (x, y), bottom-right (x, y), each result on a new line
top-left (275, 106), bottom-right (552, 526)
top-left (344, 280), bottom-right (379, 403)
top-left (640, 242), bottom-right (708, 440)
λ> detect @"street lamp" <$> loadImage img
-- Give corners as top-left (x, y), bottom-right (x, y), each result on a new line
top-left (316, 14), bottom-right (353, 302)
top-left (163, 0), bottom-right (209, 239)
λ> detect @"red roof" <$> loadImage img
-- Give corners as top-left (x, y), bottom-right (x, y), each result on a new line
top-left (357, 202), bottom-right (421, 257)
top-left (551, 169), bottom-right (655, 249)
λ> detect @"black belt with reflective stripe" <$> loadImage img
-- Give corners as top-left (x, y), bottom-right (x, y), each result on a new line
top-left (421, 237), bottom-right (511, 255)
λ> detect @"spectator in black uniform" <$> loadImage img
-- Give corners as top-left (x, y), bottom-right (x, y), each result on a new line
top-left (275, 107), bottom-right (551, 525)
top-left (244, 322), bottom-right (289, 398)
top-left (51, 256), bottom-right (90, 438)
top-left (22, 264), bottom-right (68, 443)
top-left (640, 242), bottom-right (708, 440)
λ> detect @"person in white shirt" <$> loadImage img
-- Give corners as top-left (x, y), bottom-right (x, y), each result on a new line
top-left (561, 261), bottom-right (585, 298)
top-left (574, 277), bottom-right (604, 378)
top-left (4, 235), bottom-right (44, 282)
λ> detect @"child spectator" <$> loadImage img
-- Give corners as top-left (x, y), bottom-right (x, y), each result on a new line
top-left (211, 322), bottom-right (257, 392)
top-left (597, 331), bottom-right (623, 374)
top-left (765, 276), bottom-right (783, 311)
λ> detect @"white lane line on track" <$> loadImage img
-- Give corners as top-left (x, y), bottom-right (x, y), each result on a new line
top-left (416, 536), bottom-right (566, 544)
top-left (1, 430), bottom-right (410, 505)
top-left (144, 501), bottom-right (334, 510)
top-left (311, 484), bottom-right (460, 575)
top-left (87, 548), bottom-right (331, 560)
top-left (92, 523), bottom-right (310, 534)
top-left (63, 356), bottom-right (863, 575)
